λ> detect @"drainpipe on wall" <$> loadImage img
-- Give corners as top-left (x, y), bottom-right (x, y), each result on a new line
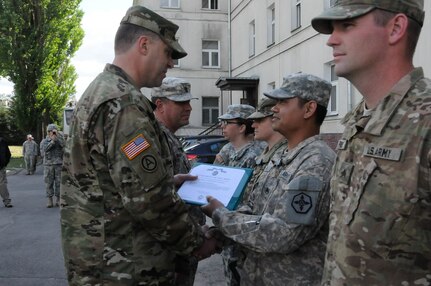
top-left (228, 0), bottom-right (232, 105)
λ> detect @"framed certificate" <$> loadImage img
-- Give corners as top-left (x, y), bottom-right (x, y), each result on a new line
top-left (177, 163), bottom-right (253, 210)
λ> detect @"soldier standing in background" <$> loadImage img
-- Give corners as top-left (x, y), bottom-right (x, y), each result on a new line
top-left (213, 103), bottom-right (265, 286)
top-left (311, 0), bottom-right (431, 284)
top-left (40, 124), bottom-right (64, 208)
top-left (22, 134), bottom-right (38, 175)
top-left (0, 135), bottom-right (13, 208)
top-left (60, 6), bottom-right (217, 285)
top-left (214, 104), bottom-right (265, 169)
top-left (203, 73), bottom-right (336, 285)
top-left (151, 77), bottom-right (206, 286)
top-left (241, 98), bottom-right (287, 204)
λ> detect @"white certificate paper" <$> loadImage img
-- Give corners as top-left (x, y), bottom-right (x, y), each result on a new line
top-left (178, 164), bottom-right (253, 210)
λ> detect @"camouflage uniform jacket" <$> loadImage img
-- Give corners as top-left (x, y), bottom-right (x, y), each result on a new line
top-left (323, 68), bottom-right (431, 285)
top-left (40, 134), bottom-right (64, 165)
top-left (241, 139), bottom-right (288, 206)
top-left (159, 123), bottom-right (191, 175)
top-left (212, 135), bottom-right (335, 285)
top-left (215, 142), bottom-right (234, 165)
top-left (216, 140), bottom-right (265, 169)
top-left (60, 64), bottom-right (204, 285)
top-left (22, 140), bottom-right (38, 156)
top-left (159, 123), bottom-right (205, 226)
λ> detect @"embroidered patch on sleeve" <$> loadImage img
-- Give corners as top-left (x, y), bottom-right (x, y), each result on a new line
top-left (121, 134), bottom-right (151, 160)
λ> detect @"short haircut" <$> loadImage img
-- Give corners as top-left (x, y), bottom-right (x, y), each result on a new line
top-left (236, 118), bottom-right (255, 136)
top-left (114, 23), bottom-right (159, 54)
top-left (372, 9), bottom-right (422, 59)
top-left (297, 97), bottom-right (327, 126)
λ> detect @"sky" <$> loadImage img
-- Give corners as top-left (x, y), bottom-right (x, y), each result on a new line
top-left (0, 0), bottom-right (132, 98)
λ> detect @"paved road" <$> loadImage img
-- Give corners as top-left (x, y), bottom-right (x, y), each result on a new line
top-left (0, 165), bottom-right (225, 286)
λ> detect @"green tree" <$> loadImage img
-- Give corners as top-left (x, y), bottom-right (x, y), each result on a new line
top-left (0, 0), bottom-right (84, 139)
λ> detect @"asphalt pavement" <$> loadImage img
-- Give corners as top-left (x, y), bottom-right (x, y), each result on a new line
top-left (0, 165), bottom-right (225, 286)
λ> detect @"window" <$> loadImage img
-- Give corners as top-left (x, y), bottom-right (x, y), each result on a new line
top-left (173, 59), bottom-right (180, 68)
top-left (202, 0), bottom-right (218, 9)
top-left (291, 0), bottom-right (301, 30)
top-left (249, 20), bottom-right (255, 57)
top-left (327, 64), bottom-right (338, 115)
top-left (267, 82), bottom-right (276, 90)
top-left (202, 97), bottom-right (219, 125)
top-left (161, 0), bottom-right (180, 8)
top-left (267, 5), bottom-right (275, 46)
top-left (202, 40), bottom-right (220, 68)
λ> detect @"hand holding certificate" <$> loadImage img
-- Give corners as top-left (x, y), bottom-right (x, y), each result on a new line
top-left (177, 163), bottom-right (253, 210)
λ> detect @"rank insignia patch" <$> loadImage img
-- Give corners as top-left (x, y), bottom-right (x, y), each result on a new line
top-left (121, 134), bottom-right (151, 160)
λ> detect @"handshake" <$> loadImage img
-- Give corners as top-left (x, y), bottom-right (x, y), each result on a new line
top-left (192, 225), bottom-right (224, 261)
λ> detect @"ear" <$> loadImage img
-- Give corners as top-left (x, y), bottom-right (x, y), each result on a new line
top-left (303, 101), bottom-right (317, 120)
top-left (137, 35), bottom-right (150, 55)
top-left (155, 98), bottom-right (165, 112)
top-left (238, 123), bottom-right (246, 134)
top-left (388, 14), bottom-right (409, 45)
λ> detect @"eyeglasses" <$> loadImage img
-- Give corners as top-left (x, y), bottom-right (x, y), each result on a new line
top-left (219, 120), bottom-right (241, 126)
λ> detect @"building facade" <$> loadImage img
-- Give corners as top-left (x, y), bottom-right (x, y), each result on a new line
top-left (135, 0), bottom-right (431, 141)
top-left (135, 0), bottom-right (230, 135)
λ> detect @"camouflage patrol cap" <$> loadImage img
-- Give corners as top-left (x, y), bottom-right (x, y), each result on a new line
top-left (47, 124), bottom-right (57, 131)
top-left (121, 6), bottom-right (187, 59)
top-left (248, 98), bottom-right (276, 119)
top-left (219, 104), bottom-right (255, 120)
top-left (151, 77), bottom-right (197, 102)
top-left (312, 0), bottom-right (425, 34)
top-left (263, 73), bottom-right (332, 108)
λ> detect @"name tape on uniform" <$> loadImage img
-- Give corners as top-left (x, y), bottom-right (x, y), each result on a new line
top-left (363, 144), bottom-right (402, 161)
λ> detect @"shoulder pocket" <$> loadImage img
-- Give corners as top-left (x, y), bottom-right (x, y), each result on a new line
top-left (284, 176), bottom-right (323, 225)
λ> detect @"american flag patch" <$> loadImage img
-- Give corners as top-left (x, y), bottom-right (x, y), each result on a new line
top-left (121, 134), bottom-right (151, 160)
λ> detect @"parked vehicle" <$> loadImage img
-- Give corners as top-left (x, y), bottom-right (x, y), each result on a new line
top-left (184, 137), bottom-right (228, 164)
top-left (179, 134), bottom-right (224, 149)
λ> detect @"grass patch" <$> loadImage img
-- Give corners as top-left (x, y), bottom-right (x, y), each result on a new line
top-left (9, 145), bottom-right (23, 158)
top-left (7, 145), bottom-right (24, 169)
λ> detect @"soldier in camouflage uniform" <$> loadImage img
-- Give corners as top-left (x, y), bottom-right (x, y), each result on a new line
top-left (214, 104), bottom-right (265, 169)
top-left (203, 73), bottom-right (336, 285)
top-left (40, 124), bottom-right (64, 208)
top-left (22, 134), bottom-right (38, 175)
top-left (151, 77), bottom-right (206, 286)
top-left (0, 135), bottom-right (12, 208)
top-left (212, 103), bottom-right (265, 286)
top-left (241, 98), bottom-right (287, 205)
top-left (60, 6), bottom-right (218, 285)
top-left (151, 77), bottom-right (197, 175)
top-left (312, 1), bottom-right (431, 284)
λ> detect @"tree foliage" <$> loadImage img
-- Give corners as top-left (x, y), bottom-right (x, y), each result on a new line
top-left (0, 0), bottom-right (84, 140)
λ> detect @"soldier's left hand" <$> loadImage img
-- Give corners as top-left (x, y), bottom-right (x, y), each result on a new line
top-left (201, 196), bottom-right (224, 217)
top-left (173, 173), bottom-right (198, 188)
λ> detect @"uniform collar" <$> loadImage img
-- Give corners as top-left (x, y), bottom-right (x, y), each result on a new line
top-left (281, 135), bottom-right (321, 165)
top-left (362, 68), bottom-right (424, 136)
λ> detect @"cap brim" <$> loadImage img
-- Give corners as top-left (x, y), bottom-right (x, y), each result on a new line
top-left (166, 94), bottom-right (198, 102)
top-left (247, 111), bottom-right (272, 119)
top-left (263, 88), bottom-right (296, 100)
top-left (312, 5), bottom-right (375, 34)
top-left (165, 39), bottom-right (187, 59)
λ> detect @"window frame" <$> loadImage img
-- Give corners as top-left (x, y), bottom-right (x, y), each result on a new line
top-left (202, 0), bottom-right (218, 10)
top-left (267, 4), bottom-right (275, 47)
top-left (291, 0), bottom-right (302, 31)
top-left (202, 97), bottom-right (220, 125)
top-left (160, 0), bottom-right (180, 9)
top-left (202, 40), bottom-right (220, 68)
top-left (249, 20), bottom-right (256, 57)
top-left (327, 63), bottom-right (339, 116)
